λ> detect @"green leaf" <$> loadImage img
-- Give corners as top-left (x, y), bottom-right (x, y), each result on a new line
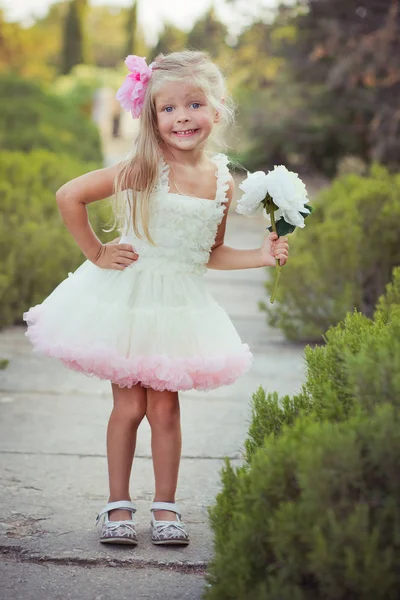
top-left (268, 204), bottom-right (313, 236)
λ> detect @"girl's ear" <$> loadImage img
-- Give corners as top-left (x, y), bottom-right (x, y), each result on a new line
top-left (214, 98), bottom-right (225, 123)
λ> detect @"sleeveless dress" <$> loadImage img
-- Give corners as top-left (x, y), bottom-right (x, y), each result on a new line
top-left (23, 153), bottom-right (253, 392)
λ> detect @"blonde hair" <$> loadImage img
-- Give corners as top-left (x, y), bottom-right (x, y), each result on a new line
top-left (112, 50), bottom-right (235, 244)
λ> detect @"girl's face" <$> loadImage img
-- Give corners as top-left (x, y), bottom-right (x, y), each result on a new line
top-left (154, 80), bottom-right (220, 152)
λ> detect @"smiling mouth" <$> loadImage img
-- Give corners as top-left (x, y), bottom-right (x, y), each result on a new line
top-left (173, 129), bottom-right (199, 136)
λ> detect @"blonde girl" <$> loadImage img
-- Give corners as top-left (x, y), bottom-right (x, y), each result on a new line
top-left (24, 51), bottom-right (289, 545)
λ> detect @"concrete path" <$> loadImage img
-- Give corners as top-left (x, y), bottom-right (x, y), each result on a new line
top-left (0, 200), bottom-right (306, 599)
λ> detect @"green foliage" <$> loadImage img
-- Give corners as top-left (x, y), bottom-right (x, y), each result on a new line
top-left (54, 64), bottom-right (122, 116)
top-left (230, 0), bottom-right (400, 174)
top-left (0, 150), bottom-right (115, 328)
top-left (207, 405), bottom-right (400, 600)
top-left (375, 267), bottom-right (400, 323)
top-left (151, 23), bottom-right (187, 57)
top-left (260, 165), bottom-right (400, 341)
top-left (294, 0), bottom-right (400, 168)
top-left (303, 309), bottom-right (400, 420)
top-left (207, 459), bottom-right (248, 560)
top-left (125, 1), bottom-right (138, 57)
top-left (230, 12), bottom-right (367, 176)
top-left (243, 387), bottom-right (312, 464)
top-left (2, 0), bottom-right (399, 174)
top-left (61, 0), bottom-right (88, 75)
top-left (234, 75), bottom-right (366, 176)
top-left (186, 8), bottom-right (227, 58)
top-left (85, 5), bottom-right (148, 68)
top-left (0, 8), bottom-right (60, 82)
top-left (207, 275), bottom-right (400, 598)
top-left (0, 359), bottom-right (9, 370)
top-left (0, 74), bottom-right (102, 163)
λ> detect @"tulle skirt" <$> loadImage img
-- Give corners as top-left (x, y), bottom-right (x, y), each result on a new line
top-left (23, 258), bottom-right (252, 392)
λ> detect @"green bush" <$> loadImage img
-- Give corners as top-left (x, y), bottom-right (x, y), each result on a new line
top-left (207, 271), bottom-right (400, 599)
top-left (0, 150), bottom-right (115, 328)
top-left (235, 82), bottom-right (365, 178)
top-left (260, 165), bottom-right (400, 342)
top-left (375, 266), bottom-right (400, 323)
top-left (247, 272), bottom-right (400, 452)
top-left (243, 387), bottom-right (312, 464)
top-left (207, 406), bottom-right (400, 600)
top-left (54, 64), bottom-right (123, 116)
top-left (0, 74), bottom-right (102, 163)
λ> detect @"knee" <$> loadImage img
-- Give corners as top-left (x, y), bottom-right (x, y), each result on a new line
top-left (147, 397), bottom-right (180, 430)
top-left (113, 397), bottom-right (147, 428)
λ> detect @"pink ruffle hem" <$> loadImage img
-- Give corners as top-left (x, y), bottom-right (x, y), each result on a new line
top-left (24, 305), bottom-right (253, 392)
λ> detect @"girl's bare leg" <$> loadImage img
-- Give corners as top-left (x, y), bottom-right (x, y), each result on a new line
top-left (106, 383), bottom-right (147, 521)
top-left (146, 388), bottom-right (182, 521)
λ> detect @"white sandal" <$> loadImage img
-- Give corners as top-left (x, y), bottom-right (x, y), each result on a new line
top-left (96, 500), bottom-right (138, 545)
top-left (150, 501), bottom-right (189, 545)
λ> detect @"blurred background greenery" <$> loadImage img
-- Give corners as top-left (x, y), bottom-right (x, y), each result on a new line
top-left (0, 0), bottom-right (399, 337)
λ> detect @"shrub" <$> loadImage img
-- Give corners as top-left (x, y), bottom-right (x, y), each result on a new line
top-left (243, 387), bottom-right (312, 464)
top-left (53, 64), bottom-right (123, 116)
top-left (375, 266), bottom-right (400, 323)
top-left (207, 270), bottom-right (400, 599)
top-left (206, 406), bottom-right (400, 600)
top-left (260, 165), bottom-right (400, 342)
top-left (0, 74), bottom-right (102, 163)
top-left (245, 272), bottom-right (400, 456)
top-left (0, 150), bottom-right (115, 328)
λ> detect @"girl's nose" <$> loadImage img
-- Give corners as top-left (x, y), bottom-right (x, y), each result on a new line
top-left (176, 113), bottom-right (190, 123)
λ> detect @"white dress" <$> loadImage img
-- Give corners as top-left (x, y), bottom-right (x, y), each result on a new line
top-left (24, 153), bottom-right (252, 391)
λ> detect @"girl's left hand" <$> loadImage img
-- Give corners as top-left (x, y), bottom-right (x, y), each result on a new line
top-left (259, 232), bottom-right (289, 267)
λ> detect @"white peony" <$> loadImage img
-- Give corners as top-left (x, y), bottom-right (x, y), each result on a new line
top-left (236, 165), bottom-right (310, 228)
top-left (237, 171), bottom-right (269, 216)
top-left (264, 165), bottom-right (310, 228)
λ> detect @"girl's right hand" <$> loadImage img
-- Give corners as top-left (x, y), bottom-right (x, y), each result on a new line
top-left (92, 243), bottom-right (139, 270)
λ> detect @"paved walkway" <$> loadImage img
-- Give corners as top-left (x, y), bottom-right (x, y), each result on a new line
top-left (0, 149), bottom-right (307, 599)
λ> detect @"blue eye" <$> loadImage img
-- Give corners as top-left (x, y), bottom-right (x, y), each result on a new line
top-left (190, 102), bottom-right (201, 109)
top-left (164, 106), bottom-right (174, 113)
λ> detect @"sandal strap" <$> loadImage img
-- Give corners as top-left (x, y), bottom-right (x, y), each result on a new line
top-left (96, 500), bottom-right (136, 523)
top-left (151, 501), bottom-right (181, 517)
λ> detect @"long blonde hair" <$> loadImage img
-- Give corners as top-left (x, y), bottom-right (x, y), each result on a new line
top-left (113, 50), bottom-right (235, 244)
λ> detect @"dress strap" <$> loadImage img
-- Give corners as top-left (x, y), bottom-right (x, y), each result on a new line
top-left (155, 156), bottom-right (170, 194)
top-left (213, 153), bottom-right (231, 204)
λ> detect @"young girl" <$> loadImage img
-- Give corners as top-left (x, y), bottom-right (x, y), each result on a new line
top-left (24, 51), bottom-right (289, 546)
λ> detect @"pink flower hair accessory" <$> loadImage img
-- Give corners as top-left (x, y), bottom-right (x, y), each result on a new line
top-left (116, 55), bottom-right (153, 119)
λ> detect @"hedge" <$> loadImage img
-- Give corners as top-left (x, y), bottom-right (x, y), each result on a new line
top-left (0, 74), bottom-right (102, 163)
top-left (207, 406), bottom-right (400, 600)
top-left (0, 150), bottom-right (115, 328)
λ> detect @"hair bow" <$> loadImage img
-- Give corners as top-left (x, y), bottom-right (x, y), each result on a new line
top-left (116, 55), bottom-right (153, 119)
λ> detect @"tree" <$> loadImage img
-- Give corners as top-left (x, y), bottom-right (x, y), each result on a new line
top-left (125, 1), bottom-right (138, 57)
top-left (0, 9), bottom-right (59, 81)
top-left (293, 0), bottom-right (400, 166)
top-left (186, 8), bottom-right (227, 58)
top-left (61, 0), bottom-right (88, 74)
top-left (152, 23), bottom-right (187, 58)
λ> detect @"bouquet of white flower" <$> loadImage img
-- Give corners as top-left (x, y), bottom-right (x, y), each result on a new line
top-left (237, 165), bottom-right (312, 303)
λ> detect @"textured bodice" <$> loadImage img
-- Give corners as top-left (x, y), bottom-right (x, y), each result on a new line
top-left (122, 154), bottom-right (230, 275)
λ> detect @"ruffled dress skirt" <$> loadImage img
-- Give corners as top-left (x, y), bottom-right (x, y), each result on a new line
top-left (24, 257), bottom-right (252, 392)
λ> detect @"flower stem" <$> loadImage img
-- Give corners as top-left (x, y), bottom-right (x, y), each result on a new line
top-left (269, 208), bottom-right (281, 304)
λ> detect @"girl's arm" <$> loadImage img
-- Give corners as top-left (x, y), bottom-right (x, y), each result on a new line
top-left (206, 177), bottom-right (289, 270)
top-left (56, 164), bottom-right (137, 270)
